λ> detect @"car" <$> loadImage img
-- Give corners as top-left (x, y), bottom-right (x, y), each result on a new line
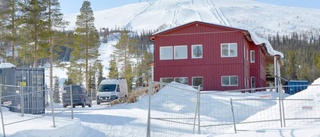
top-left (62, 85), bottom-right (92, 108)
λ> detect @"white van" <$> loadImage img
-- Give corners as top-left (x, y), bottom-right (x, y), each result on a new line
top-left (96, 79), bottom-right (128, 105)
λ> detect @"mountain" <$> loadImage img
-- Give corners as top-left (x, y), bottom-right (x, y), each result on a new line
top-left (64, 0), bottom-right (320, 35)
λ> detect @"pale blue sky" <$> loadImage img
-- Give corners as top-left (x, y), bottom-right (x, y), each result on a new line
top-left (60, 0), bottom-right (320, 14)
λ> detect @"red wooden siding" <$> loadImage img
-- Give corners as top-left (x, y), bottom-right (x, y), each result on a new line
top-left (152, 21), bottom-right (269, 91)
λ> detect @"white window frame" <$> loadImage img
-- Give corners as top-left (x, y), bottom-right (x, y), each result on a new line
top-left (250, 50), bottom-right (255, 63)
top-left (174, 45), bottom-right (188, 59)
top-left (160, 46), bottom-right (173, 60)
top-left (221, 76), bottom-right (238, 86)
top-left (174, 77), bottom-right (188, 84)
top-left (192, 76), bottom-right (203, 90)
top-left (221, 43), bottom-right (238, 57)
top-left (192, 44), bottom-right (203, 59)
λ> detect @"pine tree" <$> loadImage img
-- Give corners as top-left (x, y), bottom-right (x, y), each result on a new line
top-left (69, 1), bottom-right (100, 91)
top-left (47, 0), bottom-right (68, 102)
top-left (0, 0), bottom-right (20, 64)
top-left (112, 30), bottom-right (137, 83)
top-left (17, 0), bottom-right (49, 67)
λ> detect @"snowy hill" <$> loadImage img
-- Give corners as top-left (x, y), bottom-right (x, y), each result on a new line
top-left (64, 0), bottom-right (320, 35)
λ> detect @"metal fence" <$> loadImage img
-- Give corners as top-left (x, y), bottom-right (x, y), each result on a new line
top-left (0, 84), bottom-right (91, 137)
top-left (146, 81), bottom-right (320, 137)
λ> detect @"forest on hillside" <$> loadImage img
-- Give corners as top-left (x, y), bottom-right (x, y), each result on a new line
top-left (268, 32), bottom-right (320, 83)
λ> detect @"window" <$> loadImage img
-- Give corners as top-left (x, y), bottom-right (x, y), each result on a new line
top-left (160, 77), bottom-right (174, 88)
top-left (160, 77), bottom-right (174, 83)
top-left (221, 76), bottom-right (238, 86)
top-left (174, 77), bottom-right (188, 84)
top-left (192, 44), bottom-right (203, 58)
top-left (160, 46), bottom-right (173, 60)
top-left (174, 46), bottom-right (188, 59)
top-left (250, 50), bottom-right (255, 63)
top-left (192, 77), bottom-right (203, 89)
top-left (221, 43), bottom-right (237, 57)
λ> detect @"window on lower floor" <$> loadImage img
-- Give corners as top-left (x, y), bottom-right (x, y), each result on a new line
top-left (160, 77), bottom-right (174, 88)
top-left (221, 76), bottom-right (238, 86)
top-left (174, 77), bottom-right (188, 84)
top-left (160, 77), bottom-right (174, 83)
top-left (192, 77), bottom-right (203, 90)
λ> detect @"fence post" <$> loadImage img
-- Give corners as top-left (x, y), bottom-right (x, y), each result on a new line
top-left (146, 80), bottom-right (152, 137)
top-left (20, 86), bottom-right (24, 117)
top-left (0, 86), bottom-right (6, 137)
top-left (70, 85), bottom-right (74, 119)
top-left (197, 85), bottom-right (201, 134)
top-left (230, 98), bottom-right (237, 134)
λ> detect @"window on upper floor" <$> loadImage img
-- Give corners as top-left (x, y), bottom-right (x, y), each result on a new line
top-left (160, 46), bottom-right (173, 60)
top-left (221, 76), bottom-right (238, 86)
top-left (192, 44), bottom-right (203, 59)
top-left (174, 45), bottom-right (188, 59)
top-left (250, 50), bottom-right (255, 63)
top-left (221, 43), bottom-right (237, 57)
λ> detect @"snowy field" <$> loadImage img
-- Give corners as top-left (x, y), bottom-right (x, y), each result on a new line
top-left (0, 78), bottom-right (320, 137)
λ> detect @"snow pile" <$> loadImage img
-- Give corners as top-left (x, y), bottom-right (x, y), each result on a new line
top-left (0, 63), bottom-right (16, 68)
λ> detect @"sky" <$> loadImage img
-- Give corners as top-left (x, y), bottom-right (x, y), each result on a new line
top-left (60, 0), bottom-right (320, 15)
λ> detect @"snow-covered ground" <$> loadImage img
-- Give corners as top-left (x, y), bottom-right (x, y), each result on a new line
top-left (1, 78), bottom-right (320, 137)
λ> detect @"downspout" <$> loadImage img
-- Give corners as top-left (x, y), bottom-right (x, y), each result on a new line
top-left (242, 36), bottom-right (245, 89)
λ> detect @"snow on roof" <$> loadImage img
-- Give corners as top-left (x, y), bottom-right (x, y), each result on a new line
top-left (248, 30), bottom-right (284, 58)
top-left (0, 63), bottom-right (16, 68)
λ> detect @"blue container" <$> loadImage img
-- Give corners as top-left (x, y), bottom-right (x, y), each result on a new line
top-left (284, 80), bottom-right (309, 95)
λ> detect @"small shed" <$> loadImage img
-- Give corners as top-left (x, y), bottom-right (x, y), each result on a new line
top-left (284, 80), bottom-right (309, 95)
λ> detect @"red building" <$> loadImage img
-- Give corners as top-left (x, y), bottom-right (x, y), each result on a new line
top-left (150, 21), bottom-right (283, 91)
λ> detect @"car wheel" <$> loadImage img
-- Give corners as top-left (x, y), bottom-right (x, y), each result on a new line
top-left (63, 104), bottom-right (67, 108)
top-left (73, 105), bottom-right (75, 108)
top-left (82, 103), bottom-right (85, 108)
top-left (97, 100), bottom-right (100, 105)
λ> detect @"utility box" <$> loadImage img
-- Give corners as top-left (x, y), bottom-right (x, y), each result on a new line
top-left (0, 65), bottom-right (45, 114)
top-left (284, 80), bottom-right (309, 95)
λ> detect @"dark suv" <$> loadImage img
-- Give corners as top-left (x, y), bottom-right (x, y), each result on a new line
top-left (62, 85), bottom-right (92, 108)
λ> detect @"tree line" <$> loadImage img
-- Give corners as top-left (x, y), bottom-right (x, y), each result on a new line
top-left (268, 32), bottom-right (320, 83)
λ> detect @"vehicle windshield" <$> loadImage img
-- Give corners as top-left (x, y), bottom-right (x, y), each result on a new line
top-left (99, 84), bottom-right (116, 92)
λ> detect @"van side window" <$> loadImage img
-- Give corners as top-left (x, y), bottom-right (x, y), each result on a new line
top-left (116, 84), bottom-right (120, 92)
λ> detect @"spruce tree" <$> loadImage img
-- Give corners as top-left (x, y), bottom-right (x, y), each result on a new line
top-left (53, 76), bottom-right (61, 103)
top-left (108, 55), bottom-right (119, 79)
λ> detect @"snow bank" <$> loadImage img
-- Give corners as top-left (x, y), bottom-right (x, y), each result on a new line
top-left (0, 63), bottom-right (15, 68)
